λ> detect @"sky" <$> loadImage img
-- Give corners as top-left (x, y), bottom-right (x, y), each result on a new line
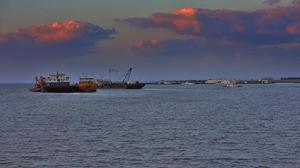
top-left (0, 0), bottom-right (299, 82)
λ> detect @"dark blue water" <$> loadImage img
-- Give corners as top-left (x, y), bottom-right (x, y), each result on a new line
top-left (0, 84), bottom-right (299, 168)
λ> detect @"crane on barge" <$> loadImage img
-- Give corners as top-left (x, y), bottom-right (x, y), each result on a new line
top-left (122, 67), bottom-right (132, 84)
top-left (97, 67), bottom-right (145, 89)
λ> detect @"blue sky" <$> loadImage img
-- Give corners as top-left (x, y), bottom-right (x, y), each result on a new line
top-left (1, 0), bottom-right (292, 32)
top-left (0, 0), bottom-right (299, 82)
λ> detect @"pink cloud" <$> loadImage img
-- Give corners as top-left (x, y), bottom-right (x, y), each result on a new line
top-left (286, 23), bottom-right (300, 34)
top-left (27, 20), bottom-right (86, 43)
top-left (0, 20), bottom-right (116, 44)
top-left (149, 8), bottom-right (201, 33)
top-left (0, 20), bottom-right (117, 62)
top-left (174, 8), bottom-right (198, 16)
top-left (134, 39), bottom-right (161, 50)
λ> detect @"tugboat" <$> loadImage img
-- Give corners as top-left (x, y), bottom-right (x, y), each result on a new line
top-left (30, 72), bottom-right (96, 93)
top-left (97, 68), bottom-right (145, 89)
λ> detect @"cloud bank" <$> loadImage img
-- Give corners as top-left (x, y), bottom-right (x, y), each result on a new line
top-left (132, 38), bottom-right (237, 57)
top-left (124, 4), bottom-right (300, 45)
top-left (0, 20), bottom-right (116, 61)
top-left (131, 38), bottom-right (300, 76)
top-left (0, 20), bottom-right (116, 45)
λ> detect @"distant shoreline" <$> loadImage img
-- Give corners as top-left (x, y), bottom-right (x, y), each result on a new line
top-left (1, 77), bottom-right (300, 85)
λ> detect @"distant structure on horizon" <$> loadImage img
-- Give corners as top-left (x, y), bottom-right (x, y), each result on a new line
top-left (155, 77), bottom-right (300, 85)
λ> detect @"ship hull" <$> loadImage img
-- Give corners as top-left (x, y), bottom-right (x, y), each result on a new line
top-left (77, 84), bottom-right (97, 92)
top-left (97, 83), bottom-right (145, 89)
top-left (30, 85), bottom-right (97, 93)
top-left (30, 87), bottom-right (42, 92)
top-left (42, 86), bottom-right (77, 93)
top-left (126, 83), bottom-right (145, 89)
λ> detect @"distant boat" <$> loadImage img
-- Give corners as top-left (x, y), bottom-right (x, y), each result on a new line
top-left (182, 81), bottom-right (195, 85)
top-left (222, 80), bottom-right (242, 88)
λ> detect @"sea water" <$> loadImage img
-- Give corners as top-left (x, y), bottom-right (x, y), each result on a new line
top-left (0, 84), bottom-right (299, 167)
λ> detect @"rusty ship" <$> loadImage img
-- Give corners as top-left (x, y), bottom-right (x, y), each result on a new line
top-left (30, 72), bottom-right (97, 93)
top-left (97, 68), bottom-right (145, 89)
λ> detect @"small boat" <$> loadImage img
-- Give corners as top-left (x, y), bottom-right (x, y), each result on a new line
top-left (182, 81), bottom-right (195, 85)
top-left (222, 80), bottom-right (242, 88)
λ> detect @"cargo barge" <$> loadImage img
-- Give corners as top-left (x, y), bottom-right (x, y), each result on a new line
top-left (97, 68), bottom-right (145, 89)
top-left (97, 81), bottom-right (145, 89)
top-left (30, 72), bottom-right (97, 93)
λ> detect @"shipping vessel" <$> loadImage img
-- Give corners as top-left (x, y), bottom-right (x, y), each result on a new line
top-left (97, 68), bottom-right (145, 89)
top-left (30, 72), bottom-right (97, 93)
top-left (77, 77), bottom-right (97, 92)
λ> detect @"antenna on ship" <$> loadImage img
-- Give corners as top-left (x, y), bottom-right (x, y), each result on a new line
top-left (108, 68), bottom-right (113, 82)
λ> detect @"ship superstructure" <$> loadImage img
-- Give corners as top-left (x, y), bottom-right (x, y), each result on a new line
top-left (43, 72), bottom-right (71, 88)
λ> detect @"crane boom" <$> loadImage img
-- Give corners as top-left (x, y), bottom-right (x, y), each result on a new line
top-left (122, 67), bottom-right (132, 83)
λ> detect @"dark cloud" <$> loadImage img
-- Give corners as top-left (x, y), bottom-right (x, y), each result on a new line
top-left (130, 38), bottom-right (300, 79)
top-left (123, 5), bottom-right (300, 45)
top-left (0, 20), bottom-right (117, 60)
top-left (132, 36), bottom-right (300, 58)
top-left (132, 38), bottom-right (235, 57)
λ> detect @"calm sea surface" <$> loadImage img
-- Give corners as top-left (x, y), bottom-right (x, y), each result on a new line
top-left (0, 84), bottom-right (299, 168)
